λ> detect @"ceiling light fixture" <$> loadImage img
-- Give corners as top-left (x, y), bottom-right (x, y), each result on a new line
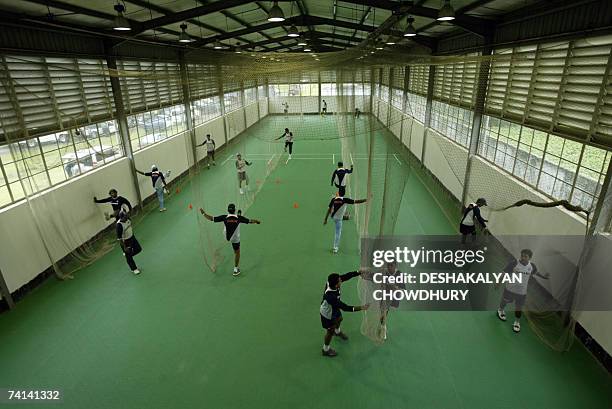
top-left (437, 0), bottom-right (455, 22)
top-left (235, 42), bottom-right (242, 53)
top-left (267, 1), bottom-right (285, 22)
top-left (113, 3), bottom-right (131, 31)
top-left (178, 23), bottom-right (194, 43)
top-left (404, 16), bottom-right (417, 37)
top-left (213, 40), bottom-right (224, 50)
top-left (288, 24), bottom-right (299, 37)
top-left (303, 47), bottom-right (311, 52)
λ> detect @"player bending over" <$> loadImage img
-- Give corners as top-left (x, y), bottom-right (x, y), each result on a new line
top-left (136, 165), bottom-right (169, 212)
top-left (320, 271), bottom-right (369, 357)
top-left (497, 249), bottom-right (549, 333)
top-left (197, 134), bottom-right (216, 168)
top-left (235, 153), bottom-right (252, 194)
top-left (331, 161), bottom-right (353, 196)
top-left (200, 204), bottom-right (261, 276)
top-left (116, 211), bottom-right (142, 275)
top-left (94, 189), bottom-right (132, 221)
top-left (324, 194), bottom-right (366, 254)
top-left (459, 197), bottom-right (488, 244)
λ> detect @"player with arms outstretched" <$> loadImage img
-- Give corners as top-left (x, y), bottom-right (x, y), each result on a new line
top-left (200, 204), bottom-right (261, 276)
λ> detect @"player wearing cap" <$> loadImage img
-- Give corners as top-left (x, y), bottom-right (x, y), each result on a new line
top-left (459, 197), bottom-right (488, 244)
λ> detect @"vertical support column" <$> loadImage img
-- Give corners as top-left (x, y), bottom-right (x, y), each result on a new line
top-left (105, 50), bottom-right (143, 207)
top-left (461, 44), bottom-right (493, 206)
top-left (318, 71), bottom-right (322, 113)
top-left (0, 268), bottom-right (15, 310)
top-left (369, 68), bottom-right (375, 114)
top-left (241, 80), bottom-right (247, 129)
top-left (421, 65), bottom-right (436, 163)
top-left (178, 51), bottom-right (198, 168)
top-left (265, 78), bottom-right (270, 116)
top-left (255, 81), bottom-right (261, 120)
top-left (216, 65), bottom-right (228, 145)
top-left (400, 66), bottom-right (411, 145)
top-left (387, 67), bottom-right (394, 127)
top-left (590, 159), bottom-right (612, 234)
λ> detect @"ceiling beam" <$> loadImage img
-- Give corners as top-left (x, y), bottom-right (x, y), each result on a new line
top-left (193, 14), bottom-right (435, 50)
top-left (339, 0), bottom-right (495, 37)
top-left (137, 0), bottom-right (292, 34)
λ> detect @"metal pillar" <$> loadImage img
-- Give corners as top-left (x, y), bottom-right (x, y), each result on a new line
top-left (178, 51), bottom-right (198, 168)
top-left (216, 65), bottom-right (228, 145)
top-left (104, 48), bottom-right (143, 207)
top-left (461, 44), bottom-right (493, 206)
top-left (421, 65), bottom-right (436, 163)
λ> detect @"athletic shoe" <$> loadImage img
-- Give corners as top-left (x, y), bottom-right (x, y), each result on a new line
top-left (497, 309), bottom-right (507, 321)
top-left (233, 268), bottom-right (241, 276)
top-left (332, 248), bottom-right (338, 254)
top-left (289, 154), bottom-right (292, 159)
top-left (322, 348), bottom-right (338, 357)
top-left (213, 162), bottom-right (216, 166)
top-left (159, 208), bottom-right (167, 212)
top-left (513, 321), bottom-right (521, 333)
top-left (335, 331), bottom-right (348, 341)
top-left (379, 325), bottom-right (387, 340)
top-left (133, 269), bottom-right (141, 275)
top-left (240, 188), bottom-right (244, 194)
top-left (207, 164), bottom-right (210, 169)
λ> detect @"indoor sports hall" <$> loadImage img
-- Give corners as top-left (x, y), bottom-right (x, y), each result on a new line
top-left (0, 1), bottom-right (611, 408)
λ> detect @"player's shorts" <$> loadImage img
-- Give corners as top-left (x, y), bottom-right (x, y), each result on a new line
top-left (320, 315), bottom-right (341, 329)
top-left (502, 288), bottom-right (526, 309)
top-left (336, 185), bottom-right (346, 196)
top-left (207, 149), bottom-right (215, 155)
top-left (459, 223), bottom-right (476, 235)
top-left (231, 242), bottom-right (240, 251)
top-left (238, 171), bottom-right (247, 181)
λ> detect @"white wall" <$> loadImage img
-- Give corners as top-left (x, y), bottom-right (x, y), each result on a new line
top-left (0, 102), bottom-right (268, 296)
top-left (0, 158), bottom-right (137, 292)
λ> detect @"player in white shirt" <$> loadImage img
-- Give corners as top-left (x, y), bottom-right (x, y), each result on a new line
top-left (275, 128), bottom-right (294, 158)
top-left (235, 153), bottom-right (252, 194)
top-left (497, 249), bottom-right (549, 332)
top-left (197, 134), bottom-right (216, 168)
top-left (282, 101), bottom-right (289, 117)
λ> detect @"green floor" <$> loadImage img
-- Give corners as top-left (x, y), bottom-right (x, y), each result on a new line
top-left (0, 116), bottom-right (610, 409)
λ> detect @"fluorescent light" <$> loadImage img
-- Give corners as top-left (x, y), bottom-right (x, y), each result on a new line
top-left (113, 4), bottom-right (130, 31)
top-left (297, 40), bottom-right (307, 46)
top-left (267, 1), bottom-right (285, 22)
top-left (404, 16), bottom-right (417, 37)
top-left (288, 24), bottom-right (299, 37)
top-left (437, 0), bottom-right (455, 21)
top-left (213, 40), bottom-right (224, 49)
top-left (303, 48), bottom-right (311, 52)
top-left (178, 23), bottom-right (194, 43)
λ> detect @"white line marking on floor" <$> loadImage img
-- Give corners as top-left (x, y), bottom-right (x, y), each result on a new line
top-left (285, 156), bottom-right (290, 164)
top-left (222, 156), bottom-right (233, 165)
top-left (267, 154), bottom-right (275, 166)
top-left (393, 154), bottom-right (401, 164)
top-left (332, 153), bottom-right (335, 164)
top-left (350, 153), bottom-right (354, 165)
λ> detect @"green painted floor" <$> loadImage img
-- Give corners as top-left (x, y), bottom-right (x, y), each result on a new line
top-left (0, 116), bottom-right (610, 409)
